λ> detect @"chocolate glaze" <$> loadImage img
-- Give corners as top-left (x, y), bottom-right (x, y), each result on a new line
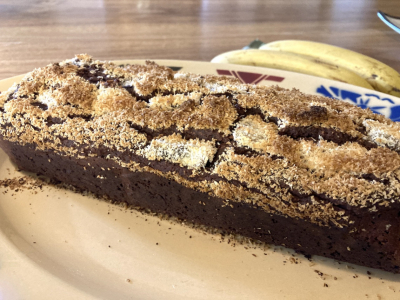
top-left (279, 125), bottom-right (377, 149)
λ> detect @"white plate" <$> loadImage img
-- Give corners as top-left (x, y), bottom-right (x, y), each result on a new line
top-left (0, 60), bottom-right (399, 300)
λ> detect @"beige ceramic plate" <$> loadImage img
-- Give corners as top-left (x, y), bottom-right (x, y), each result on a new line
top-left (0, 60), bottom-right (399, 300)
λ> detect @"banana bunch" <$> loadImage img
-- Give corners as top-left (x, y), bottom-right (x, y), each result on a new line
top-left (211, 40), bottom-right (400, 97)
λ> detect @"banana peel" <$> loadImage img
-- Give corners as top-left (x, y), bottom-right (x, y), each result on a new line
top-left (260, 40), bottom-right (400, 97)
top-left (211, 49), bottom-right (374, 90)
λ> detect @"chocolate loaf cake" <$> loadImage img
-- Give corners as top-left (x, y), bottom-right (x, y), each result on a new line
top-left (1, 54), bottom-right (400, 273)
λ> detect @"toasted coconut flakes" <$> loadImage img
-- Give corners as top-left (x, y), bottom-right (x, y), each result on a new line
top-left (2, 55), bottom-right (400, 228)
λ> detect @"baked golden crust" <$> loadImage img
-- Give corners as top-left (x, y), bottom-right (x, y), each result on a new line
top-left (1, 54), bottom-right (399, 228)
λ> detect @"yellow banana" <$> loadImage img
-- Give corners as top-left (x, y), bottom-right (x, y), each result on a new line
top-left (260, 40), bottom-right (400, 97)
top-left (211, 49), bottom-right (374, 90)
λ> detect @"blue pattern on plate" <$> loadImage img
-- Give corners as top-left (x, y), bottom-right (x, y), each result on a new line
top-left (316, 85), bottom-right (400, 121)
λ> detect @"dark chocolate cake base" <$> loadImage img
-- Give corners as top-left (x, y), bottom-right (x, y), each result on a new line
top-left (1, 137), bottom-right (399, 273)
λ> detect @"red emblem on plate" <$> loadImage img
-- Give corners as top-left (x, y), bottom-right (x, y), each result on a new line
top-left (216, 70), bottom-right (284, 84)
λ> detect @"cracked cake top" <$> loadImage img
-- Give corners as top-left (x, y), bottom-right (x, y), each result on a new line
top-left (1, 54), bottom-right (400, 228)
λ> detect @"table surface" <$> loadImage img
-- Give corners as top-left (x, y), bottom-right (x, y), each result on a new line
top-left (0, 0), bottom-right (399, 81)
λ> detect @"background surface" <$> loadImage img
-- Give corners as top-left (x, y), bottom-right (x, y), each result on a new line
top-left (0, 0), bottom-right (399, 80)
top-left (1, 2), bottom-right (400, 298)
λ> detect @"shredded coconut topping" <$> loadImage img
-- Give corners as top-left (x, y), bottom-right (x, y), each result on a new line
top-left (363, 119), bottom-right (400, 151)
top-left (143, 134), bottom-right (217, 169)
top-left (1, 54), bottom-right (400, 228)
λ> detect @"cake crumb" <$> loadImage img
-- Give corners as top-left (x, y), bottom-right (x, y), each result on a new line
top-left (314, 270), bottom-right (324, 277)
top-left (388, 286), bottom-right (396, 292)
top-left (0, 176), bottom-right (45, 192)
